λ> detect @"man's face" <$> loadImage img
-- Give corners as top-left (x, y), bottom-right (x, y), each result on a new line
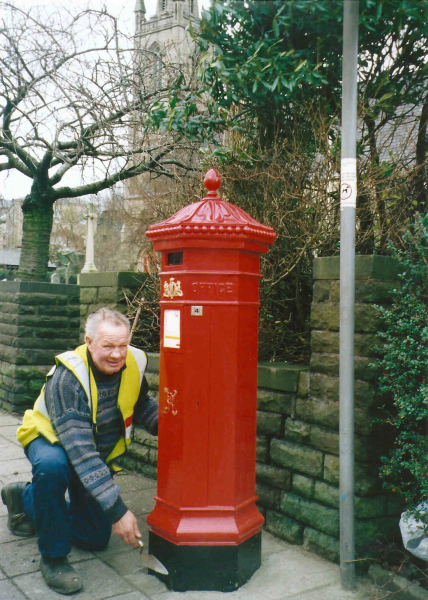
top-left (86, 322), bottom-right (129, 375)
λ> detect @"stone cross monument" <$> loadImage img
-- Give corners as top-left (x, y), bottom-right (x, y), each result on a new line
top-left (80, 203), bottom-right (98, 274)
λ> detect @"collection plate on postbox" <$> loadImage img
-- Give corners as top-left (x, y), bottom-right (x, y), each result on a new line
top-left (163, 309), bottom-right (180, 349)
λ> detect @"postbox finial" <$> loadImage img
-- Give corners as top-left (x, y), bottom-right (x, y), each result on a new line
top-left (203, 169), bottom-right (221, 197)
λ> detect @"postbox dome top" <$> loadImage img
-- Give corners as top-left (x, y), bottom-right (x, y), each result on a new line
top-left (146, 169), bottom-right (276, 245)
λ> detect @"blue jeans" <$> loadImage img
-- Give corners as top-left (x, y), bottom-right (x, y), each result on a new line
top-left (23, 437), bottom-right (112, 558)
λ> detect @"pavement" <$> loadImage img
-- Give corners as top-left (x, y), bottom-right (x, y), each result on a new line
top-left (0, 408), bottom-right (380, 600)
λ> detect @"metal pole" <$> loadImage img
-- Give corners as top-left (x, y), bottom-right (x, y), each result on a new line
top-left (340, 0), bottom-right (359, 590)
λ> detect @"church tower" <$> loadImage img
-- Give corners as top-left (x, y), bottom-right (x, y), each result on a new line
top-left (120, 0), bottom-right (200, 271)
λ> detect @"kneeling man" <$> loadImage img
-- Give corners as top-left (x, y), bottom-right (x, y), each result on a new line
top-left (1, 308), bottom-right (158, 595)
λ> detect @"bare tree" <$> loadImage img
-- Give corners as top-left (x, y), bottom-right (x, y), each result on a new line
top-left (0, 2), bottom-right (199, 280)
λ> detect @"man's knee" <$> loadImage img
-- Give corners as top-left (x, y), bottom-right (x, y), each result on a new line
top-left (30, 441), bottom-right (70, 486)
top-left (38, 458), bottom-right (69, 485)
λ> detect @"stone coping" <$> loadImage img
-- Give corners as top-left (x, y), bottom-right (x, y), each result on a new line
top-left (258, 362), bottom-right (308, 392)
top-left (146, 352), bottom-right (308, 393)
top-left (0, 281), bottom-right (79, 296)
top-left (147, 352), bottom-right (160, 372)
top-left (79, 272), bottom-right (147, 287)
top-left (313, 255), bottom-right (399, 281)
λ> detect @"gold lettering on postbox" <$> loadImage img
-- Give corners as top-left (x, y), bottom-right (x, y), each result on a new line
top-left (191, 282), bottom-right (235, 297)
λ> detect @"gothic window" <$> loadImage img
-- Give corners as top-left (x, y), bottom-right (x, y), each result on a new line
top-left (190, 0), bottom-right (194, 13)
top-left (150, 43), bottom-right (162, 89)
top-left (161, 0), bottom-right (166, 11)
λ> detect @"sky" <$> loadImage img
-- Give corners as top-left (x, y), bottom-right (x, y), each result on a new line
top-left (0, 0), bottom-right (211, 201)
top-left (13, 0), bottom-right (211, 33)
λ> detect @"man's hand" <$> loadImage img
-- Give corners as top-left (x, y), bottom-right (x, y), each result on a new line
top-left (112, 510), bottom-right (141, 547)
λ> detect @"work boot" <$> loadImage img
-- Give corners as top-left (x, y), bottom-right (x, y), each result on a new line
top-left (40, 556), bottom-right (83, 595)
top-left (1, 482), bottom-right (36, 537)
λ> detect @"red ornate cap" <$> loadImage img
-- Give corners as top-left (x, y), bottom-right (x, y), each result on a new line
top-left (203, 168), bottom-right (222, 195)
top-left (146, 169), bottom-right (276, 244)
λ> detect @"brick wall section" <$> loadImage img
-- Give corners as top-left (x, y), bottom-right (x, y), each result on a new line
top-left (79, 272), bottom-right (148, 342)
top-left (122, 255), bottom-right (402, 565)
top-left (0, 281), bottom-right (80, 412)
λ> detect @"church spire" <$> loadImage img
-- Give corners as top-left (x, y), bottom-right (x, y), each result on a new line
top-left (134, 0), bottom-right (146, 33)
top-left (135, 0), bottom-right (146, 9)
top-left (134, 0), bottom-right (146, 17)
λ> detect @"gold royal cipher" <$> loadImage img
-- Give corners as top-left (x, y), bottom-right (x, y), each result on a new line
top-left (163, 277), bottom-right (183, 299)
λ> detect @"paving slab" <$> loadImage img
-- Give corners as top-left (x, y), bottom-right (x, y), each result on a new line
top-left (14, 558), bottom-right (135, 600)
top-left (0, 443), bottom-right (28, 462)
top-left (109, 594), bottom-right (150, 600)
top-left (100, 545), bottom-right (146, 577)
top-left (282, 583), bottom-right (374, 599)
top-left (123, 571), bottom-right (170, 597)
top-left (0, 537), bottom-right (40, 577)
top-left (0, 457), bottom-right (32, 477)
top-left (0, 424), bottom-right (22, 444)
top-left (115, 472), bottom-right (157, 493)
top-left (0, 579), bottom-right (28, 600)
top-left (0, 413), bottom-right (21, 426)
top-left (118, 487), bottom-right (157, 517)
top-left (244, 550), bottom-right (337, 599)
top-left (99, 544), bottom-right (168, 596)
top-left (261, 532), bottom-right (291, 557)
top-left (68, 545), bottom-right (96, 564)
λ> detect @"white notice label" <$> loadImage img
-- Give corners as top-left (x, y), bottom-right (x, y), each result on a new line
top-left (340, 158), bottom-right (357, 210)
top-left (163, 309), bottom-right (180, 349)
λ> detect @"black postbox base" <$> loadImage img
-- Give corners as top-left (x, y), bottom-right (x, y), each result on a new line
top-left (148, 531), bottom-right (262, 592)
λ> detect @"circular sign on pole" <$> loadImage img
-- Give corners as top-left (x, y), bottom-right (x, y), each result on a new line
top-left (341, 182), bottom-right (352, 200)
top-left (340, 158), bottom-right (357, 209)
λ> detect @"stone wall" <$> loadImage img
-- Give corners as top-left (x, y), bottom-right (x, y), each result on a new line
top-left (0, 281), bottom-right (80, 412)
top-left (273, 255), bottom-right (400, 562)
top-left (121, 255), bottom-right (402, 565)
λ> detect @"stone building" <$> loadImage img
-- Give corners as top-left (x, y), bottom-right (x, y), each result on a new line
top-left (0, 199), bottom-right (23, 250)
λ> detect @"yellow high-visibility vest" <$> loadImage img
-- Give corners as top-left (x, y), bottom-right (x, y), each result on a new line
top-left (17, 344), bottom-right (147, 469)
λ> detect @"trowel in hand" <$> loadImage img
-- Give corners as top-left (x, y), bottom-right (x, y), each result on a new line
top-left (138, 539), bottom-right (169, 575)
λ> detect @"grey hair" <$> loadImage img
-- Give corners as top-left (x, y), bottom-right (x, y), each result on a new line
top-left (85, 308), bottom-right (130, 342)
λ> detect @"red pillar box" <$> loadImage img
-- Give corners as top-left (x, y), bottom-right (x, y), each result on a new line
top-left (146, 169), bottom-right (276, 591)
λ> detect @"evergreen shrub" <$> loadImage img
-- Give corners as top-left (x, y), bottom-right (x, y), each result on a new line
top-left (374, 214), bottom-right (428, 515)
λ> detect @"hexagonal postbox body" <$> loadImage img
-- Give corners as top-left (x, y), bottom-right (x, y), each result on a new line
top-left (146, 170), bottom-right (276, 591)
